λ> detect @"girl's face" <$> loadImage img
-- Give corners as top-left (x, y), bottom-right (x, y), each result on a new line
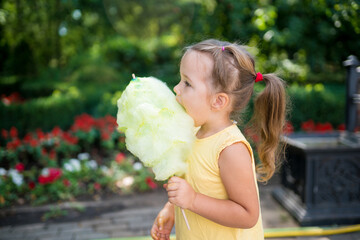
top-left (174, 51), bottom-right (215, 127)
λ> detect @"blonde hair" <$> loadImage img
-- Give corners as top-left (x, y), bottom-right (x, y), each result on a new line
top-left (185, 39), bottom-right (287, 182)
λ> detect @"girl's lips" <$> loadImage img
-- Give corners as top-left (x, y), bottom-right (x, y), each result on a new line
top-left (175, 96), bottom-right (186, 111)
top-left (175, 96), bottom-right (181, 105)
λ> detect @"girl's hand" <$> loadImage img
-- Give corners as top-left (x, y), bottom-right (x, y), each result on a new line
top-left (151, 202), bottom-right (174, 240)
top-left (166, 176), bottom-right (197, 210)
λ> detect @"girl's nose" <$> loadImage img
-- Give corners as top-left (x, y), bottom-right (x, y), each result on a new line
top-left (173, 84), bottom-right (180, 95)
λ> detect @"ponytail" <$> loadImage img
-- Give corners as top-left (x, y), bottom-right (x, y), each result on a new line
top-left (249, 74), bottom-right (287, 182)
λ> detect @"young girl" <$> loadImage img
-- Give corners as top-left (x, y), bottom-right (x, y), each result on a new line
top-left (150, 39), bottom-right (287, 240)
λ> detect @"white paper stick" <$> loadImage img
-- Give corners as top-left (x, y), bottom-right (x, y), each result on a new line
top-left (181, 208), bottom-right (190, 230)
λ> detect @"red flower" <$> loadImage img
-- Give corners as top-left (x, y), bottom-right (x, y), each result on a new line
top-left (15, 163), bottom-right (25, 172)
top-left (145, 177), bottom-right (157, 189)
top-left (1, 129), bottom-right (8, 139)
top-left (30, 139), bottom-right (38, 147)
top-left (63, 132), bottom-right (78, 145)
top-left (51, 126), bottom-right (62, 137)
top-left (315, 122), bottom-right (333, 133)
top-left (38, 175), bottom-right (48, 184)
top-left (6, 139), bottom-right (21, 150)
top-left (1, 92), bottom-right (23, 105)
top-left (107, 125), bottom-right (115, 133)
top-left (283, 121), bottom-right (294, 134)
top-left (301, 120), bottom-right (316, 132)
top-left (96, 119), bottom-right (106, 129)
top-left (14, 138), bottom-right (21, 147)
top-left (101, 131), bottom-right (110, 141)
top-left (1, 94), bottom-right (10, 105)
top-left (28, 182), bottom-right (35, 190)
top-left (42, 148), bottom-right (47, 155)
top-left (49, 168), bottom-right (62, 180)
top-left (10, 127), bottom-right (18, 138)
top-left (71, 114), bottom-right (96, 132)
top-left (94, 182), bottom-right (101, 191)
top-left (252, 134), bottom-right (259, 143)
top-left (23, 133), bottom-right (33, 144)
top-left (115, 153), bottom-right (126, 164)
top-left (36, 129), bottom-right (45, 140)
top-left (38, 168), bottom-right (62, 185)
top-left (337, 123), bottom-right (346, 131)
top-left (105, 115), bottom-right (116, 125)
top-left (244, 127), bottom-right (259, 143)
top-left (49, 149), bottom-right (56, 160)
top-left (63, 179), bottom-right (71, 187)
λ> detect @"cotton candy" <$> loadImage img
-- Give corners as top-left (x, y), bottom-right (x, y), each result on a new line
top-left (116, 77), bottom-right (195, 181)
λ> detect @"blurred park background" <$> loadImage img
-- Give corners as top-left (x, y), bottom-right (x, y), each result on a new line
top-left (0, 0), bottom-right (359, 210)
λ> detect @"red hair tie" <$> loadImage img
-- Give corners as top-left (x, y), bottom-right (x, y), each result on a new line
top-left (255, 72), bottom-right (263, 83)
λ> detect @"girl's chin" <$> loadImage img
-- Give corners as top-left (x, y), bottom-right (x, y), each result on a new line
top-left (184, 110), bottom-right (197, 126)
top-left (176, 100), bottom-right (186, 112)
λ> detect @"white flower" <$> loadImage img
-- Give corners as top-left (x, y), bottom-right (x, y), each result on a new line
top-left (122, 176), bottom-right (134, 187)
top-left (64, 163), bottom-right (74, 172)
top-left (41, 168), bottom-right (49, 176)
top-left (133, 162), bottom-right (143, 171)
top-left (12, 175), bottom-right (23, 186)
top-left (64, 159), bottom-right (81, 172)
top-left (69, 159), bottom-right (81, 171)
top-left (100, 166), bottom-right (109, 174)
top-left (77, 152), bottom-right (90, 161)
top-left (8, 169), bottom-right (23, 186)
top-left (86, 160), bottom-right (98, 170)
top-left (0, 168), bottom-right (7, 176)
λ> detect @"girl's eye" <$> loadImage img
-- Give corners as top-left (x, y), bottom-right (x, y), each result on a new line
top-left (184, 81), bottom-right (191, 87)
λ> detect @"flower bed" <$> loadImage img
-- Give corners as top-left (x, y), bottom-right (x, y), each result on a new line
top-left (0, 114), bottom-right (159, 208)
top-left (0, 114), bottom-right (352, 209)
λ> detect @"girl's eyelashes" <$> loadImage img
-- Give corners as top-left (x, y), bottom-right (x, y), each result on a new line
top-left (179, 76), bottom-right (191, 87)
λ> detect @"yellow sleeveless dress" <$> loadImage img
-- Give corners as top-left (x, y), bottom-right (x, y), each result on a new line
top-left (174, 124), bottom-right (264, 240)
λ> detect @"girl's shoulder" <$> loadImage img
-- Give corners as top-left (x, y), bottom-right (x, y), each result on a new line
top-left (213, 124), bottom-right (253, 160)
top-left (221, 124), bottom-right (247, 144)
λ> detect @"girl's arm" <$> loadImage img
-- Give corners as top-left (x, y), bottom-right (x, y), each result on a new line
top-left (167, 142), bottom-right (259, 229)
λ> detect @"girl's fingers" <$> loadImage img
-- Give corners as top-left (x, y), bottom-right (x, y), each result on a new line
top-left (166, 182), bottom-right (178, 191)
top-left (158, 231), bottom-right (169, 240)
top-left (167, 186), bottom-right (179, 198)
top-left (150, 228), bottom-right (158, 240)
top-left (168, 196), bottom-right (177, 205)
top-left (168, 176), bottom-right (181, 183)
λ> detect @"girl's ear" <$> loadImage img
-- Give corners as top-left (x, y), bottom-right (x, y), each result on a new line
top-left (211, 93), bottom-right (230, 111)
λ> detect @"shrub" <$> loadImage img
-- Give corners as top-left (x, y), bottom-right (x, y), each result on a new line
top-left (287, 83), bottom-right (345, 130)
top-left (1, 81), bottom-right (346, 137)
top-left (0, 87), bottom-right (86, 136)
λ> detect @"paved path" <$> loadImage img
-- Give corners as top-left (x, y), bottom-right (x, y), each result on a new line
top-left (0, 179), bottom-right (359, 240)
